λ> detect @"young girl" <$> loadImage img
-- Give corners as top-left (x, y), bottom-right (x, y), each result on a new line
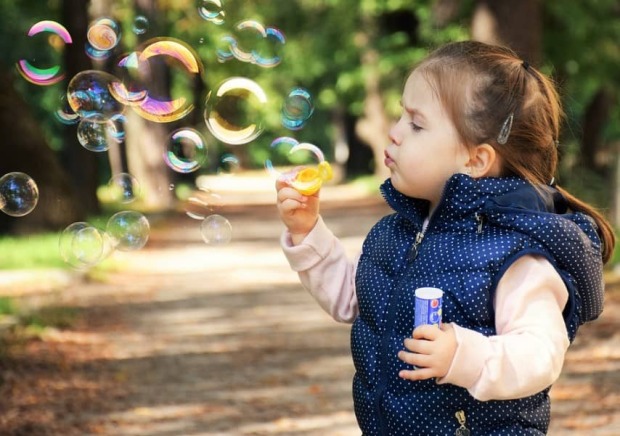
top-left (276, 40), bottom-right (614, 435)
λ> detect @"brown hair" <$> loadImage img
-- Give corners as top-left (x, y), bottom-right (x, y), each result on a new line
top-left (416, 40), bottom-right (615, 263)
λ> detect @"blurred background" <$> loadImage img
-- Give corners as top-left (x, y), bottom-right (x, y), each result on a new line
top-left (1, 0), bottom-right (619, 434)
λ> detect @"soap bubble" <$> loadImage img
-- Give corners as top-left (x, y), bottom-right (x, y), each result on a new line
top-left (106, 211), bottom-right (150, 251)
top-left (198, 0), bottom-right (225, 24)
top-left (200, 214), bottom-right (232, 245)
top-left (67, 70), bottom-right (125, 119)
top-left (282, 87), bottom-right (314, 130)
top-left (76, 114), bottom-right (117, 152)
top-left (132, 16), bottom-right (149, 35)
top-left (164, 128), bottom-right (208, 173)
top-left (218, 20), bottom-right (285, 67)
top-left (204, 77), bottom-right (267, 145)
top-left (59, 222), bottom-right (112, 269)
top-left (131, 38), bottom-right (202, 123)
top-left (109, 52), bottom-right (149, 106)
top-left (54, 94), bottom-right (80, 125)
top-left (107, 172), bottom-right (140, 203)
top-left (16, 20), bottom-right (72, 86)
top-left (217, 153), bottom-right (241, 174)
top-left (87, 17), bottom-right (121, 51)
top-left (0, 172), bottom-right (39, 217)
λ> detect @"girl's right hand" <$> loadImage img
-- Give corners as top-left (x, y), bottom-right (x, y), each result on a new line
top-left (276, 176), bottom-right (320, 245)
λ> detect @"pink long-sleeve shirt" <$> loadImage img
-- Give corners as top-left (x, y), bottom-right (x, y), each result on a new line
top-left (281, 216), bottom-right (570, 401)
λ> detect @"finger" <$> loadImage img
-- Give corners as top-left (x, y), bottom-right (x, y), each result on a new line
top-left (277, 187), bottom-right (307, 204)
top-left (403, 338), bottom-right (433, 355)
top-left (412, 324), bottom-right (442, 340)
top-left (398, 367), bottom-right (435, 381)
top-left (398, 350), bottom-right (432, 368)
top-left (279, 198), bottom-right (307, 214)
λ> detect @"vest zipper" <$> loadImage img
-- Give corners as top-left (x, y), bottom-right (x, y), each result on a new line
top-left (475, 212), bottom-right (485, 233)
top-left (407, 218), bottom-right (429, 262)
top-left (455, 410), bottom-right (471, 435)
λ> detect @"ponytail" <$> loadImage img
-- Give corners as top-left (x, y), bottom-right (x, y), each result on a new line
top-left (556, 185), bottom-right (616, 263)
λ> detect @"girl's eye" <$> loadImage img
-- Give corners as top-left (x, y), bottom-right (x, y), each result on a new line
top-left (410, 122), bottom-right (422, 132)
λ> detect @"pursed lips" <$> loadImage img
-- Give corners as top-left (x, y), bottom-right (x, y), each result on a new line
top-left (384, 149), bottom-right (395, 167)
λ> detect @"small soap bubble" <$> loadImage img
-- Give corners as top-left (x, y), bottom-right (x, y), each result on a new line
top-left (77, 114), bottom-right (116, 152)
top-left (106, 211), bottom-right (150, 251)
top-left (282, 87), bottom-right (314, 130)
top-left (220, 20), bottom-right (285, 68)
top-left (204, 77), bottom-right (267, 145)
top-left (132, 16), bottom-right (149, 35)
top-left (67, 70), bottom-right (125, 119)
top-left (200, 214), bottom-right (232, 245)
top-left (198, 0), bottom-right (225, 24)
top-left (217, 153), bottom-right (241, 174)
top-left (54, 94), bottom-right (80, 125)
top-left (0, 172), bottom-right (39, 217)
top-left (87, 17), bottom-right (121, 51)
top-left (107, 172), bottom-right (140, 203)
top-left (164, 128), bottom-right (208, 173)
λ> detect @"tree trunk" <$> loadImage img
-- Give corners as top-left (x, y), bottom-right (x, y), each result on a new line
top-left (471, 0), bottom-right (542, 65)
top-left (61, 0), bottom-right (101, 216)
top-left (354, 18), bottom-right (390, 180)
top-left (0, 68), bottom-right (82, 235)
top-left (580, 87), bottom-right (614, 173)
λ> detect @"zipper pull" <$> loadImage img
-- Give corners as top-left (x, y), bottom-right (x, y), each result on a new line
top-left (407, 231), bottom-right (425, 262)
top-left (475, 212), bottom-right (485, 234)
top-left (455, 410), bottom-right (470, 436)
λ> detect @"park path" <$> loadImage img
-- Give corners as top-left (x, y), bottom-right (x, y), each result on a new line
top-left (1, 181), bottom-right (619, 435)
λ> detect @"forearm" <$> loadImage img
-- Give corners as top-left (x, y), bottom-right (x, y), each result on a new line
top-left (281, 216), bottom-right (359, 323)
top-left (437, 255), bottom-right (570, 401)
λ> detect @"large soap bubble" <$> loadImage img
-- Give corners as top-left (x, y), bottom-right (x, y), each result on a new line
top-left (0, 172), bottom-right (39, 217)
top-left (164, 128), bottom-right (208, 173)
top-left (59, 222), bottom-right (112, 269)
top-left (16, 20), bottom-right (72, 86)
top-left (204, 77), bottom-right (267, 145)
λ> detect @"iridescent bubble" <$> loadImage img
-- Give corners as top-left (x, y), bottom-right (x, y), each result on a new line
top-left (164, 128), bottom-right (208, 173)
top-left (67, 70), bottom-right (124, 119)
top-left (107, 172), bottom-right (140, 204)
top-left (54, 94), bottom-right (80, 125)
top-left (106, 211), bottom-right (150, 251)
top-left (217, 153), bottom-right (240, 174)
top-left (108, 113), bottom-right (126, 143)
top-left (200, 214), bottom-right (232, 245)
top-left (198, 0), bottom-right (225, 24)
top-left (218, 20), bottom-right (285, 68)
top-left (204, 77), bottom-right (267, 145)
top-left (282, 87), bottom-right (314, 130)
top-left (109, 52), bottom-right (149, 106)
top-left (132, 16), bottom-right (149, 35)
top-left (76, 114), bottom-right (116, 152)
top-left (87, 17), bottom-right (121, 51)
top-left (264, 136), bottom-right (299, 177)
top-left (0, 172), bottom-right (39, 217)
top-left (16, 20), bottom-right (72, 86)
top-left (132, 38), bottom-right (202, 123)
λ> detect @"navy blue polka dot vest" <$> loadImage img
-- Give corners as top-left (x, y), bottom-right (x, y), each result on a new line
top-left (352, 175), bottom-right (604, 435)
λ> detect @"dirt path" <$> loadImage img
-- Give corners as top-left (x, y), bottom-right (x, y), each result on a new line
top-left (1, 196), bottom-right (619, 435)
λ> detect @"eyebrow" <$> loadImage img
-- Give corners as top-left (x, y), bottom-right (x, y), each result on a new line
top-left (399, 100), bottom-right (428, 122)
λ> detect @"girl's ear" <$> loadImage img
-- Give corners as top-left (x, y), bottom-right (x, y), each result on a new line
top-left (467, 143), bottom-right (502, 178)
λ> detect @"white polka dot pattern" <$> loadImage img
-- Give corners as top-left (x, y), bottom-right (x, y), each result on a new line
top-left (350, 174), bottom-right (604, 435)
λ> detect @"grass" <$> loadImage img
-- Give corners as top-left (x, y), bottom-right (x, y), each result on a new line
top-left (0, 232), bottom-right (67, 270)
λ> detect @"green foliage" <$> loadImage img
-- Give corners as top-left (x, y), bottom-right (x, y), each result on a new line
top-left (0, 233), bottom-right (67, 270)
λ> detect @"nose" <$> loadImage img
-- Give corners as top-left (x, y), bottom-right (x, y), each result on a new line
top-left (388, 122), bottom-right (400, 146)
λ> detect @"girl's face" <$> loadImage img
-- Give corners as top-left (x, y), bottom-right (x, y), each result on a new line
top-left (386, 70), bottom-right (470, 211)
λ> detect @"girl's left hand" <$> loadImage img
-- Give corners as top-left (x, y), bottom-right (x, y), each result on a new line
top-left (398, 323), bottom-right (457, 381)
